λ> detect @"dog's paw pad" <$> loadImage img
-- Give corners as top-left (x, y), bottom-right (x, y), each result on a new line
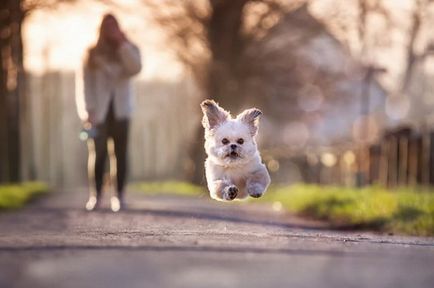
top-left (250, 193), bottom-right (262, 198)
top-left (248, 185), bottom-right (264, 198)
top-left (223, 186), bottom-right (238, 200)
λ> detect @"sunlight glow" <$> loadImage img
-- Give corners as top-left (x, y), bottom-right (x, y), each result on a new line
top-left (23, 0), bottom-right (184, 80)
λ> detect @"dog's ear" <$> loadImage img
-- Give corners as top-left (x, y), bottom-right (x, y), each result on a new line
top-left (200, 99), bottom-right (229, 130)
top-left (237, 108), bottom-right (262, 136)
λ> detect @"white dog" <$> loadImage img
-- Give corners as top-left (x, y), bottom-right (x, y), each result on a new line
top-left (200, 99), bottom-right (271, 201)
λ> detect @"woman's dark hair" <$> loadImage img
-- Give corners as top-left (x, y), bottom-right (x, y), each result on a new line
top-left (86, 13), bottom-right (120, 69)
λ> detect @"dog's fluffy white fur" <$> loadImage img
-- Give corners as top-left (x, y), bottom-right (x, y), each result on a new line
top-left (201, 99), bottom-right (271, 201)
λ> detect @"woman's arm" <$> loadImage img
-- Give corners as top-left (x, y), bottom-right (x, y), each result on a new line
top-left (82, 65), bottom-right (97, 123)
top-left (118, 41), bottom-right (142, 77)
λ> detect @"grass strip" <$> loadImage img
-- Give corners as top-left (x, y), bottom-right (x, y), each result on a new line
top-left (0, 182), bottom-right (49, 210)
top-left (261, 184), bottom-right (434, 236)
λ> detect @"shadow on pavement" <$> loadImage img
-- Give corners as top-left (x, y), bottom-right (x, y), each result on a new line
top-left (121, 207), bottom-right (328, 231)
top-left (0, 243), bottom-right (363, 258)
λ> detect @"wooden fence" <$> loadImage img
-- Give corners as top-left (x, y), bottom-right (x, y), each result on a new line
top-left (21, 71), bottom-right (201, 188)
top-left (367, 126), bottom-right (434, 187)
top-left (270, 126), bottom-right (434, 188)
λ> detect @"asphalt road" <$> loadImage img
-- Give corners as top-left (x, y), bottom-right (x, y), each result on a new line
top-left (0, 189), bottom-right (433, 288)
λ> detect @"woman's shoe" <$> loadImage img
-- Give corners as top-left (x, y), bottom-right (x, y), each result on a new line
top-left (85, 195), bottom-right (100, 211)
top-left (110, 196), bottom-right (125, 212)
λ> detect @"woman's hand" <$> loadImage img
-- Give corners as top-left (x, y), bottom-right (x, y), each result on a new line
top-left (105, 22), bottom-right (126, 47)
top-left (112, 29), bottom-right (127, 46)
top-left (86, 110), bottom-right (96, 126)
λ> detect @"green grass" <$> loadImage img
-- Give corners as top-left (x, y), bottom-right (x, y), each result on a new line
top-left (131, 180), bottom-right (434, 236)
top-left (0, 182), bottom-right (49, 210)
top-left (261, 184), bottom-right (434, 237)
top-left (132, 181), bottom-right (205, 197)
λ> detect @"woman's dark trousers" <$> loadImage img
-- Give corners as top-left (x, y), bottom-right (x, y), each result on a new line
top-left (92, 103), bottom-right (129, 199)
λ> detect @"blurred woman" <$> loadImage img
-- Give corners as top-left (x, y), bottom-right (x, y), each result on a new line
top-left (77, 14), bottom-right (142, 212)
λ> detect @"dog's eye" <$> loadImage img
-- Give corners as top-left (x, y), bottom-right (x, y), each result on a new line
top-left (237, 138), bottom-right (244, 145)
top-left (222, 138), bottom-right (229, 145)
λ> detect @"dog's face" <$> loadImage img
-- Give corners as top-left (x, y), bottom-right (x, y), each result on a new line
top-left (201, 100), bottom-right (262, 166)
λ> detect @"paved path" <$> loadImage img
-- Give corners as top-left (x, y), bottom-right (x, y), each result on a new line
top-left (0, 189), bottom-right (433, 288)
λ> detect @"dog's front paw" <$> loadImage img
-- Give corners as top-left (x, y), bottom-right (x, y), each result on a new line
top-left (247, 184), bottom-right (264, 198)
top-left (222, 185), bottom-right (238, 201)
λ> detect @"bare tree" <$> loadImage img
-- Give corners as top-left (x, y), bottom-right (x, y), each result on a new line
top-left (146, 0), bottom-right (290, 108)
top-left (0, 0), bottom-right (26, 182)
top-left (145, 0), bottom-right (290, 182)
top-left (0, 0), bottom-right (82, 183)
top-left (401, 0), bottom-right (434, 92)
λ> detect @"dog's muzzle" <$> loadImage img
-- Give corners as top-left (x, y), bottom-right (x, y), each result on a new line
top-left (227, 145), bottom-right (239, 159)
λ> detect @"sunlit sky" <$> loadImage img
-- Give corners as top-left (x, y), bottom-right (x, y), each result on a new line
top-left (23, 0), bottom-right (184, 80)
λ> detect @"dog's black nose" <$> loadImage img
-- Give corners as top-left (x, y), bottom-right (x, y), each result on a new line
top-left (230, 144), bottom-right (237, 150)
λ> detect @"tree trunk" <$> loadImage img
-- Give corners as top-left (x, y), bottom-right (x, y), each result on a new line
top-left (207, 0), bottom-right (248, 111)
top-left (0, 0), bottom-right (24, 183)
top-left (189, 0), bottom-right (249, 184)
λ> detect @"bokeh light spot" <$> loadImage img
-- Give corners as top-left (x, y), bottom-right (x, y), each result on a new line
top-left (283, 122), bottom-right (310, 147)
top-left (321, 152), bottom-right (337, 167)
top-left (267, 159), bottom-right (280, 172)
top-left (385, 95), bottom-right (410, 120)
top-left (343, 150), bottom-right (356, 165)
top-left (297, 84), bottom-right (324, 112)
